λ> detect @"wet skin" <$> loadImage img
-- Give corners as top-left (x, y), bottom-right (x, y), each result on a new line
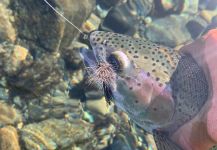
top-left (171, 29), bottom-right (217, 150)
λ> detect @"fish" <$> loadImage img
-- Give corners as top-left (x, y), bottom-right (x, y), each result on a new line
top-left (80, 31), bottom-right (208, 134)
top-left (43, 0), bottom-right (210, 149)
top-left (79, 31), bottom-right (209, 150)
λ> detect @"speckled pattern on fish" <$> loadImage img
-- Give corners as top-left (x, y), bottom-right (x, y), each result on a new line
top-left (80, 31), bottom-right (208, 138)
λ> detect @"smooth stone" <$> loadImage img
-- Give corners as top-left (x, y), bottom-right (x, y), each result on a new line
top-left (11, 0), bottom-right (95, 53)
top-left (0, 2), bottom-right (16, 42)
top-left (86, 97), bottom-right (111, 115)
top-left (186, 15), bottom-right (208, 39)
top-left (63, 41), bottom-right (88, 70)
top-left (0, 101), bottom-right (22, 126)
top-left (145, 15), bottom-right (192, 47)
top-left (21, 119), bottom-right (93, 149)
top-left (155, 0), bottom-right (198, 15)
top-left (200, 10), bottom-right (217, 23)
top-left (27, 95), bottom-right (82, 121)
top-left (100, 0), bottom-right (153, 35)
top-left (0, 126), bottom-right (21, 150)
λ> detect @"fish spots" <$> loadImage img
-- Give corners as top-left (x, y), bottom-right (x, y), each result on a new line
top-left (89, 31), bottom-right (180, 88)
top-left (159, 83), bottom-right (163, 87)
top-left (156, 77), bottom-right (160, 81)
top-left (125, 76), bottom-right (131, 80)
top-left (164, 71), bottom-right (168, 74)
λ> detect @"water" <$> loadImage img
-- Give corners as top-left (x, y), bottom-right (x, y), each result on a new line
top-left (0, 0), bottom-right (216, 150)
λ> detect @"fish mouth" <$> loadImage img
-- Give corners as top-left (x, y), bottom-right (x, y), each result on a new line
top-left (80, 47), bottom-right (116, 103)
top-left (103, 82), bottom-right (114, 104)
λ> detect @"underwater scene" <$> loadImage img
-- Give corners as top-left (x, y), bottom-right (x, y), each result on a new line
top-left (0, 0), bottom-right (217, 150)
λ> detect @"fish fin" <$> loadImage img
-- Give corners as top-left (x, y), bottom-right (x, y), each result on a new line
top-left (153, 130), bottom-right (183, 150)
top-left (103, 82), bottom-right (113, 105)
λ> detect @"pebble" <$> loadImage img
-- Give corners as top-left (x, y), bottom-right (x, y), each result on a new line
top-left (0, 126), bottom-right (21, 150)
top-left (145, 15), bottom-right (192, 47)
top-left (0, 2), bottom-right (16, 42)
top-left (86, 97), bottom-right (111, 115)
top-left (0, 101), bottom-right (22, 126)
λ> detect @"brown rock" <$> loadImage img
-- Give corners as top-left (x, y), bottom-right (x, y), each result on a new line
top-left (0, 102), bottom-right (22, 126)
top-left (200, 10), bottom-right (217, 23)
top-left (11, 0), bottom-right (95, 52)
top-left (0, 126), bottom-right (21, 150)
top-left (21, 119), bottom-right (93, 149)
top-left (0, 2), bottom-right (17, 42)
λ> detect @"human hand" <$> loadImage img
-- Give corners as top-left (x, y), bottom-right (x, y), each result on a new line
top-left (171, 29), bottom-right (217, 150)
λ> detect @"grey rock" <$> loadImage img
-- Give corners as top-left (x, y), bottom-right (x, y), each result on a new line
top-left (100, 0), bottom-right (154, 35)
top-left (8, 53), bottom-right (63, 96)
top-left (186, 15), bottom-right (208, 39)
top-left (155, 0), bottom-right (198, 15)
top-left (21, 118), bottom-right (93, 150)
top-left (63, 41), bottom-right (88, 70)
top-left (145, 15), bottom-right (192, 47)
top-left (11, 0), bottom-right (95, 53)
top-left (27, 95), bottom-right (82, 122)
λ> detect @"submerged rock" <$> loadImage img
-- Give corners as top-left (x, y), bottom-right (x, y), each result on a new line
top-left (186, 15), bottom-right (208, 39)
top-left (27, 95), bottom-right (83, 122)
top-left (200, 0), bottom-right (217, 10)
top-left (11, 0), bottom-right (95, 53)
top-left (21, 119), bottom-right (93, 150)
top-left (96, 0), bottom-right (126, 9)
top-left (155, 0), bottom-right (198, 15)
top-left (200, 10), bottom-right (217, 23)
top-left (145, 15), bottom-right (192, 47)
top-left (0, 126), bottom-right (21, 150)
top-left (86, 97), bottom-right (111, 115)
top-left (100, 0), bottom-right (154, 35)
top-left (0, 2), bottom-right (17, 43)
top-left (8, 53), bottom-right (63, 96)
top-left (0, 101), bottom-right (22, 126)
top-left (63, 41), bottom-right (88, 70)
top-left (0, 42), bottom-right (32, 77)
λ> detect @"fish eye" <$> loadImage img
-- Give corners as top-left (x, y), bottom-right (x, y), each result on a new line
top-left (107, 51), bottom-right (131, 73)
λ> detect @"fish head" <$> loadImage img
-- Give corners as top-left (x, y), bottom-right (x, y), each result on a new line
top-left (80, 31), bottom-right (180, 131)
